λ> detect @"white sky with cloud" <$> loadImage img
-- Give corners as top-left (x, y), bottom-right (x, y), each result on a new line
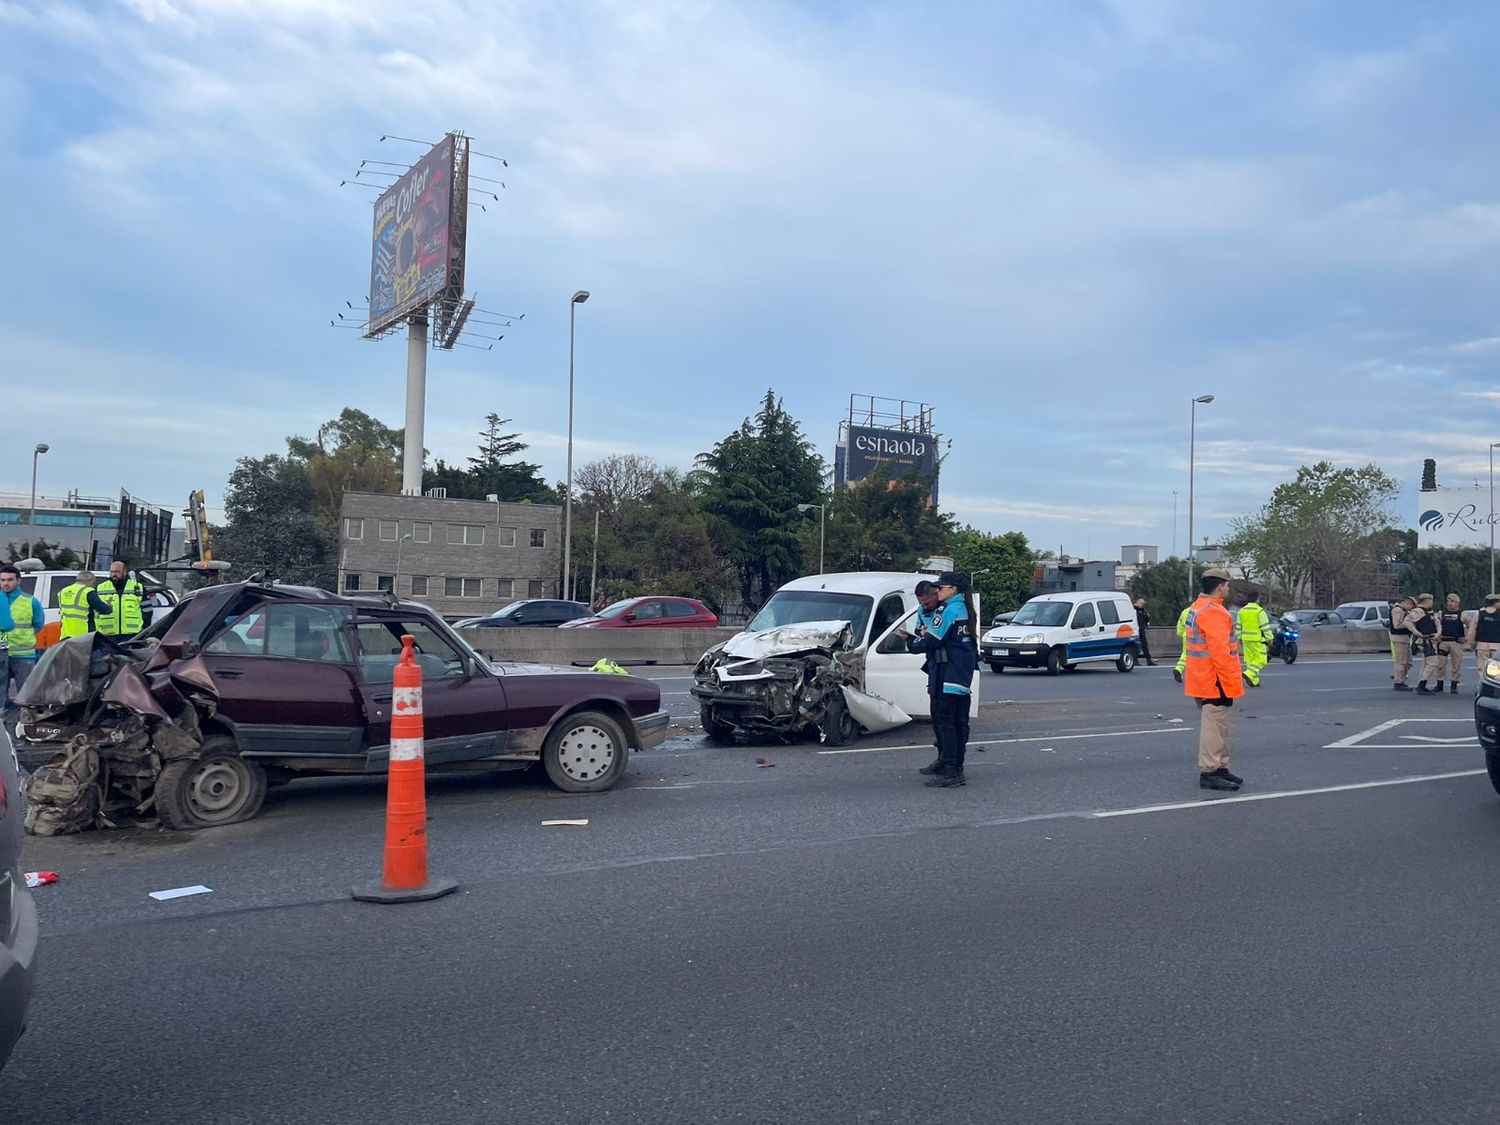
top-left (3, 0), bottom-right (1499, 551)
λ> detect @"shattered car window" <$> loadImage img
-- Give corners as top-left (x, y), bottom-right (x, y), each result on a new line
top-left (1010, 601), bottom-right (1071, 627)
top-left (746, 592), bottom-right (874, 642)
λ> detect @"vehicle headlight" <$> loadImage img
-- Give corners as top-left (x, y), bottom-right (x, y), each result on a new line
top-left (982, 630), bottom-right (1001, 642)
top-left (1022, 633), bottom-right (1044, 644)
top-left (1486, 658), bottom-right (1500, 683)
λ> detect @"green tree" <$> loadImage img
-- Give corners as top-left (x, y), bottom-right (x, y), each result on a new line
top-left (946, 526), bottom-right (1033, 616)
top-left (216, 455), bottom-right (337, 588)
top-left (1224, 462), bottom-right (1399, 605)
top-left (3, 539), bottom-right (84, 570)
top-left (818, 467), bottom-right (952, 574)
top-left (286, 408), bottom-right (403, 526)
top-left (1400, 547), bottom-right (1493, 607)
top-left (423, 413), bottom-right (559, 504)
top-left (1126, 557), bottom-right (1193, 625)
top-left (697, 391), bottom-right (826, 609)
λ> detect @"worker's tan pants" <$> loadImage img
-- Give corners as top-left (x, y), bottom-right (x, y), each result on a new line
top-left (1438, 641), bottom-right (1466, 685)
top-left (1197, 700), bottom-right (1231, 773)
top-left (1391, 637), bottom-right (1412, 683)
top-left (1419, 649), bottom-right (1447, 684)
top-left (1477, 643), bottom-right (1499, 679)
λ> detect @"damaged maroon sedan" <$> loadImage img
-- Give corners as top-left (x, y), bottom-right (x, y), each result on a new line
top-left (16, 583), bottom-right (669, 832)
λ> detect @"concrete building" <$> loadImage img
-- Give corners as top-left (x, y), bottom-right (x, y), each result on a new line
top-left (338, 491), bottom-right (562, 619)
top-left (1034, 557), bottom-right (1119, 594)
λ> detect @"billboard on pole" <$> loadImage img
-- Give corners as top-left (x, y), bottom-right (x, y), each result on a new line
top-left (367, 136), bottom-right (457, 336)
top-left (1417, 486), bottom-right (1497, 548)
top-left (845, 425), bottom-right (938, 485)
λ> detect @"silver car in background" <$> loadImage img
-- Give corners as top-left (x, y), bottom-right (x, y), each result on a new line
top-left (0, 726), bottom-right (38, 1069)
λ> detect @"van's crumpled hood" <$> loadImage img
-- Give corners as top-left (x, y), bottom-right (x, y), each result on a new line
top-left (721, 621), bottom-right (855, 660)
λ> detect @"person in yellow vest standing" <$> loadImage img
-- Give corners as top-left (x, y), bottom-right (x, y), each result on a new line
top-left (1237, 588), bottom-right (1274, 687)
top-left (0, 564), bottom-right (46, 715)
top-left (57, 570), bottom-right (111, 639)
top-left (1172, 604), bottom-right (1192, 684)
top-left (94, 560), bottom-right (150, 640)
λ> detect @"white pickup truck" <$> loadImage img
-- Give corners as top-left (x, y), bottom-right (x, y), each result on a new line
top-left (17, 569), bottom-right (176, 628)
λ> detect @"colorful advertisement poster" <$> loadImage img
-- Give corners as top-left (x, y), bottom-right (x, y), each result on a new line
top-left (368, 136), bottom-right (454, 334)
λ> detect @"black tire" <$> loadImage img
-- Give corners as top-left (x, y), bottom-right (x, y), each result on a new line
top-left (701, 705), bottom-right (736, 745)
top-left (819, 694), bottom-right (860, 746)
top-left (1284, 645), bottom-right (1298, 665)
top-left (542, 710), bottom-right (629, 793)
top-left (1046, 647), bottom-right (1067, 676)
top-left (1487, 750), bottom-right (1500, 796)
top-left (988, 662), bottom-right (1005, 673)
top-left (1116, 646), bottom-right (1138, 673)
top-left (154, 735), bottom-right (268, 831)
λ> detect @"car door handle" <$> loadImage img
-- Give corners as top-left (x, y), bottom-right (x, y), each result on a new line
top-left (370, 692), bottom-right (393, 704)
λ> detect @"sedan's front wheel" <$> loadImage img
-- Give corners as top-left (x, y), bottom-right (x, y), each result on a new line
top-left (543, 710), bottom-right (629, 793)
top-left (154, 736), bottom-right (268, 831)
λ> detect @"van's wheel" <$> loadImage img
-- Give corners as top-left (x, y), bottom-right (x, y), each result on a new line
top-left (988, 662), bottom-right (1005, 673)
top-left (154, 735), bottom-right (268, 830)
top-left (819, 694), bottom-right (860, 746)
top-left (701, 705), bottom-right (736, 745)
top-left (1116, 646), bottom-right (1138, 672)
top-left (543, 710), bottom-right (628, 793)
top-left (1046, 647), bottom-right (1067, 676)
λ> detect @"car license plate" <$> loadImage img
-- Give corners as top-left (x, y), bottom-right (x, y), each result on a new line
top-left (989, 648), bottom-right (1013, 657)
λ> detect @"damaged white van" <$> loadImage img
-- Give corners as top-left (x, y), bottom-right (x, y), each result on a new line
top-left (691, 572), bottom-right (980, 745)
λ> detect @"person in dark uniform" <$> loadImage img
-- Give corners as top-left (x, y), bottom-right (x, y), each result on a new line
top-left (903, 572), bottom-right (979, 788)
top-left (1408, 594), bottom-right (1443, 695)
top-left (1473, 594), bottom-right (1500, 679)
top-left (908, 580), bottom-right (945, 777)
top-left (1132, 596), bottom-right (1156, 665)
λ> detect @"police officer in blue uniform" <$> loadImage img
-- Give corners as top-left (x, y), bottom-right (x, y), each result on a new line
top-left (903, 572), bottom-right (979, 788)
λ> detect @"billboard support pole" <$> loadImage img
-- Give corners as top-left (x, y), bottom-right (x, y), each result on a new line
top-left (402, 316), bottom-right (428, 495)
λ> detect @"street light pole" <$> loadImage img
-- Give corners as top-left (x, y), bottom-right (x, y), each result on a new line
top-left (589, 509), bottom-right (600, 609)
top-left (1187, 395), bottom-right (1214, 606)
top-left (1172, 489), bottom-right (1178, 558)
top-left (1490, 441), bottom-right (1500, 594)
top-left (395, 532), bottom-right (413, 596)
top-left (564, 290), bottom-right (590, 602)
top-left (28, 442), bottom-right (48, 529)
top-left (797, 503), bottom-right (825, 573)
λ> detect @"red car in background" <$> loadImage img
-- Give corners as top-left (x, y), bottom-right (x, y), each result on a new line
top-left (559, 597), bottom-right (718, 628)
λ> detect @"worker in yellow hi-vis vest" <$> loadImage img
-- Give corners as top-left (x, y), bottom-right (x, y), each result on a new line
top-left (1172, 604), bottom-right (1192, 683)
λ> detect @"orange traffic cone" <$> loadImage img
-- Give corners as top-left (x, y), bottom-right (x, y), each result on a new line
top-left (353, 635), bottom-right (458, 904)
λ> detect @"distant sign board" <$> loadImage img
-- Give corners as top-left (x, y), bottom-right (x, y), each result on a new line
top-left (367, 136), bottom-right (456, 335)
top-left (1417, 487), bottom-right (1497, 548)
top-left (845, 426), bottom-right (937, 484)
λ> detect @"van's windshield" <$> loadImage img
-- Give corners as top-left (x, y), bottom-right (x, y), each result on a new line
top-left (746, 591), bottom-right (875, 640)
top-left (1009, 601), bottom-right (1073, 627)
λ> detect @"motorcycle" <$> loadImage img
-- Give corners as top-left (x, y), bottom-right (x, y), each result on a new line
top-left (1269, 622), bottom-right (1299, 664)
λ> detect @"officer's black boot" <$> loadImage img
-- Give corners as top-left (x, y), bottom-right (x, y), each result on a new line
top-left (918, 758), bottom-right (944, 775)
top-left (1416, 681), bottom-right (1433, 695)
top-left (924, 768), bottom-right (965, 788)
top-left (1450, 682), bottom-right (1460, 694)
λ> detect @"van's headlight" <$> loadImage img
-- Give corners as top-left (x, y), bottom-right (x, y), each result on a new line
top-left (1022, 633), bottom-right (1044, 644)
top-left (1486, 658), bottom-right (1500, 683)
top-left (982, 630), bottom-right (1000, 642)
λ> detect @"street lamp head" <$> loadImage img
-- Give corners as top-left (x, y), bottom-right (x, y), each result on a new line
top-left (797, 503), bottom-right (820, 513)
top-left (34, 443), bottom-right (48, 455)
top-left (571, 290), bottom-right (590, 304)
top-left (1193, 395), bottom-right (1215, 405)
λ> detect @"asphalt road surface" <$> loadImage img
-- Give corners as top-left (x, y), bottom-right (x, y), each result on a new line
top-left (6, 655), bottom-right (1499, 1123)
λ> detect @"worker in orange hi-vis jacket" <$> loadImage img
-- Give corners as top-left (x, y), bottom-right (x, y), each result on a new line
top-left (1183, 568), bottom-right (1246, 792)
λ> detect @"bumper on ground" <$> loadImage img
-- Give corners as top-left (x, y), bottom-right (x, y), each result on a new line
top-left (634, 710), bottom-right (672, 749)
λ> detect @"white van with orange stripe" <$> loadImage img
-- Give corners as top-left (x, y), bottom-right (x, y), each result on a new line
top-left (979, 590), bottom-right (1141, 675)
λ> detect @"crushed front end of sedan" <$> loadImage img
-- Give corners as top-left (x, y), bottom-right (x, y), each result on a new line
top-left (691, 621), bottom-right (909, 746)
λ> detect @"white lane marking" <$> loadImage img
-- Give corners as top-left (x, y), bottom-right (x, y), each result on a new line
top-left (634, 784), bottom-right (696, 790)
top-left (818, 726), bottom-right (1192, 755)
top-left (1309, 686), bottom-right (1399, 692)
top-left (1325, 716), bottom-right (1470, 749)
top-left (1092, 770), bottom-right (1485, 818)
top-left (1403, 734), bottom-right (1481, 744)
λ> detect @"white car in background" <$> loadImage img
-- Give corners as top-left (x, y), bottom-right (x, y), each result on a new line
top-left (1334, 601), bottom-right (1392, 631)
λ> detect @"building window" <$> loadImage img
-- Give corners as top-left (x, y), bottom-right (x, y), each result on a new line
top-left (530, 528), bottom-right (547, 548)
top-left (413, 522), bottom-right (431, 544)
top-left (497, 526), bottom-right (516, 547)
top-left (447, 524), bottom-right (485, 546)
top-left (496, 578), bottom-right (515, 601)
top-left (376, 575), bottom-right (394, 593)
top-left (528, 579), bottom-right (546, 598)
top-left (379, 520), bottom-right (398, 541)
top-left (344, 518), bottom-right (363, 540)
top-left (343, 573), bottom-right (361, 592)
top-left (444, 577), bottom-right (483, 598)
top-left (410, 576), bottom-right (429, 596)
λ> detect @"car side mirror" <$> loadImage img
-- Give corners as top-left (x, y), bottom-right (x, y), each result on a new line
top-left (623, 612), bottom-right (637, 622)
top-left (513, 614), bottom-right (525, 622)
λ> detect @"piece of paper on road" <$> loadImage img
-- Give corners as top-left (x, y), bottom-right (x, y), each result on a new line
top-left (148, 885), bottom-right (214, 901)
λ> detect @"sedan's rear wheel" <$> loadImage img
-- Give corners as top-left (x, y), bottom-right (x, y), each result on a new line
top-left (154, 735), bottom-right (268, 831)
top-left (543, 710), bottom-right (628, 793)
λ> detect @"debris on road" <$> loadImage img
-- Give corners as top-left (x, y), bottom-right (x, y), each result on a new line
top-left (542, 819), bottom-right (590, 827)
top-left (22, 871), bottom-right (58, 888)
top-left (148, 885), bottom-right (213, 901)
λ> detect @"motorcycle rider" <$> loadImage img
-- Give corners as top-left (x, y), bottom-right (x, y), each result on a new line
top-left (1408, 593), bottom-right (1444, 696)
top-left (1389, 596), bottom-right (1415, 691)
top-left (1237, 588), bottom-right (1274, 687)
top-left (1437, 593), bottom-right (1469, 694)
